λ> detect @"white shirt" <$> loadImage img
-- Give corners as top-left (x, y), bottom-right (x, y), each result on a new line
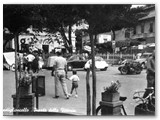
top-left (69, 75), bottom-right (80, 82)
top-left (53, 56), bottom-right (67, 70)
top-left (26, 54), bottom-right (35, 62)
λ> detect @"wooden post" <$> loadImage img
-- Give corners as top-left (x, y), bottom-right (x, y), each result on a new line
top-left (86, 68), bottom-right (91, 115)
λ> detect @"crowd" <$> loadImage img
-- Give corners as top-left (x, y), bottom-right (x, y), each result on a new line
top-left (17, 51), bottom-right (44, 73)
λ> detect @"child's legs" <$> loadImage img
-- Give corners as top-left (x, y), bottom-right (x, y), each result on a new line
top-left (75, 88), bottom-right (78, 95)
top-left (70, 85), bottom-right (75, 94)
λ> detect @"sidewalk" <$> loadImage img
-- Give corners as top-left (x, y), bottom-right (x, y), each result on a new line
top-left (36, 70), bottom-right (87, 115)
top-left (3, 70), bottom-right (87, 116)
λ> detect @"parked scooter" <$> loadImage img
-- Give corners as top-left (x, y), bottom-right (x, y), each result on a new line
top-left (118, 60), bottom-right (142, 75)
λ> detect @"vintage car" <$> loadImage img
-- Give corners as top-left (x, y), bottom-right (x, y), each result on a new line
top-left (84, 56), bottom-right (109, 71)
top-left (135, 53), bottom-right (152, 69)
top-left (67, 55), bottom-right (87, 71)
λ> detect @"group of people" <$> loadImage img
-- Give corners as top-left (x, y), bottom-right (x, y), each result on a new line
top-left (51, 49), bottom-right (80, 99)
top-left (17, 47), bottom-right (155, 100)
top-left (17, 51), bottom-right (44, 73)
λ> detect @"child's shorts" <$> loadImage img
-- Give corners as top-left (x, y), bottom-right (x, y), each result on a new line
top-left (72, 81), bottom-right (78, 88)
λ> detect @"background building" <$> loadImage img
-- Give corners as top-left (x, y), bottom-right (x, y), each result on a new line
top-left (130, 5), bottom-right (155, 53)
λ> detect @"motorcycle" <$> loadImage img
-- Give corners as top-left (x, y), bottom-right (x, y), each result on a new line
top-left (118, 60), bottom-right (143, 75)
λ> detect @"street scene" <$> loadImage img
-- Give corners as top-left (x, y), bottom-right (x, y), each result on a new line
top-left (4, 67), bottom-right (147, 115)
top-left (3, 4), bottom-right (155, 116)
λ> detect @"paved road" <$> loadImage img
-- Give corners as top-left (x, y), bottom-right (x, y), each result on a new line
top-left (3, 66), bottom-right (147, 115)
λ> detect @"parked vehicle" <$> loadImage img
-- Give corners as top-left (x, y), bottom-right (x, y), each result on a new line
top-left (135, 53), bottom-right (152, 69)
top-left (118, 60), bottom-right (142, 75)
top-left (84, 56), bottom-right (109, 71)
top-left (67, 55), bottom-right (87, 71)
top-left (3, 52), bottom-right (23, 71)
top-left (67, 55), bottom-right (109, 71)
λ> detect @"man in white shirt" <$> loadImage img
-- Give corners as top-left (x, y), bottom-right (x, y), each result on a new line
top-left (51, 50), bottom-right (69, 99)
top-left (26, 53), bottom-right (35, 71)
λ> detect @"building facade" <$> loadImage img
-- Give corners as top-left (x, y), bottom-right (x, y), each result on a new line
top-left (130, 5), bottom-right (155, 53)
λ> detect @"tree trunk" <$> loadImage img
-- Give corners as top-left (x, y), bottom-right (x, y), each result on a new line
top-left (3, 40), bottom-right (9, 51)
top-left (86, 68), bottom-right (91, 115)
top-left (68, 24), bottom-right (72, 54)
top-left (89, 32), bottom-right (97, 115)
top-left (14, 32), bottom-right (20, 114)
top-left (112, 29), bottom-right (115, 40)
top-left (60, 25), bottom-right (71, 53)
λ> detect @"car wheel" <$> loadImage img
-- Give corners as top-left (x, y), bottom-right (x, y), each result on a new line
top-left (100, 67), bottom-right (107, 71)
top-left (68, 65), bottom-right (73, 71)
top-left (10, 64), bottom-right (15, 72)
top-left (121, 67), bottom-right (128, 75)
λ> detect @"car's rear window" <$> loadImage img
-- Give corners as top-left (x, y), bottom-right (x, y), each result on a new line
top-left (68, 55), bottom-right (85, 61)
top-left (95, 56), bottom-right (103, 61)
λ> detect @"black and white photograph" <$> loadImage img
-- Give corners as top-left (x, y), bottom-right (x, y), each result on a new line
top-left (3, 3), bottom-right (156, 116)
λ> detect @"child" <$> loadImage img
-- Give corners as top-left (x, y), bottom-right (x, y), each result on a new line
top-left (69, 70), bottom-right (80, 98)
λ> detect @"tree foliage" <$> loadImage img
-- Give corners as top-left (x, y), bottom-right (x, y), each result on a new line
top-left (4, 5), bottom-right (44, 33)
top-left (3, 4), bottom-right (146, 52)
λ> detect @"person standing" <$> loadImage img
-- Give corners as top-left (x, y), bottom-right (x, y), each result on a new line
top-left (146, 50), bottom-right (155, 88)
top-left (38, 55), bottom-right (44, 71)
top-left (22, 53), bottom-right (28, 71)
top-left (68, 70), bottom-right (80, 98)
top-left (143, 50), bottom-right (155, 98)
top-left (32, 52), bottom-right (39, 73)
top-left (51, 50), bottom-right (69, 99)
top-left (26, 53), bottom-right (35, 72)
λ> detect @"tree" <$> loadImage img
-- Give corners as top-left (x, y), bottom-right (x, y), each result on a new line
top-left (75, 28), bottom-right (88, 53)
top-left (3, 4), bottom-right (44, 112)
top-left (74, 5), bottom-right (146, 115)
top-left (4, 5), bottom-right (45, 51)
top-left (40, 5), bottom-right (81, 53)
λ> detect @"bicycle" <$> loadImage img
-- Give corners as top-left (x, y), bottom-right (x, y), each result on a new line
top-left (96, 96), bottom-right (127, 115)
top-left (133, 87), bottom-right (155, 115)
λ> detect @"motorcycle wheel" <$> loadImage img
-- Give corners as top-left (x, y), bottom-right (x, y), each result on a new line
top-left (121, 67), bottom-right (128, 75)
